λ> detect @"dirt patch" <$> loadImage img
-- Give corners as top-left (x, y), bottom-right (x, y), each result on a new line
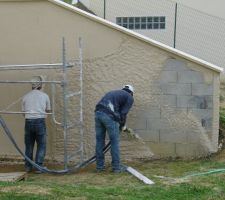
top-left (0, 161), bottom-right (135, 186)
top-left (0, 163), bottom-right (24, 173)
top-left (27, 164), bottom-right (134, 186)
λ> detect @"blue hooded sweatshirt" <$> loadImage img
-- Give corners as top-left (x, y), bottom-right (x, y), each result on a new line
top-left (95, 89), bottom-right (134, 125)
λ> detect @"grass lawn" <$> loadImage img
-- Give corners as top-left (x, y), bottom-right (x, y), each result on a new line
top-left (1, 153), bottom-right (225, 200)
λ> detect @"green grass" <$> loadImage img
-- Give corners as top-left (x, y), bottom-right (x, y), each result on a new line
top-left (0, 178), bottom-right (223, 200)
top-left (1, 158), bottom-right (225, 200)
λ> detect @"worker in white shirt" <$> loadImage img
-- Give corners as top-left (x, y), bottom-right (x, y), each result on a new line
top-left (22, 76), bottom-right (51, 172)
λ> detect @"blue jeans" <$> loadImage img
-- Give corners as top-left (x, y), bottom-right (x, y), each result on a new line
top-left (95, 111), bottom-right (120, 171)
top-left (24, 118), bottom-right (47, 169)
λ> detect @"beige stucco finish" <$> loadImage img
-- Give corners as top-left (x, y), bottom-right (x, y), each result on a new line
top-left (0, 0), bottom-right (221, 161)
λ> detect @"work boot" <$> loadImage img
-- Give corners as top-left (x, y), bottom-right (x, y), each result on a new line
top-left (112, 165), bottom-right (127, 173)
top-left (25, 167), bottom-right (32, 173)
top-left (34, 166), bottom-right (47, 174)
top-left (96, 167), bottom-right (106, 173)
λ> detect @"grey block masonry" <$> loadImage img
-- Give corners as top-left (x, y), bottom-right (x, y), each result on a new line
top-left (132, 58), bottom-right (215, 158)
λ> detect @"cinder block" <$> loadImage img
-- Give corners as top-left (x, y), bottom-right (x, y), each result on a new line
top-left (147, 118), bottom-right (171, 130)
top-left (160, 71), bottom-right (177, 83)
top-left (135, 130), bottom-right (160, 142)
top-left (161, 107), bottom-right (188, 120)
top-left (128, 116), bottom-right (147, 130)
top-left (186, 130), bottom-right (215, 153)
top-left (178, 70), bottom-right (204, 83)
top-left (128, 107), bottom-right (161, 130)
top-left (126, 120), bottom-right (135, 129)
top-left (160, 129), bottom-right (187, 143)
top-left (175, 143), bottom-right (210, 158)
top-left (161, 83), bottom-right (192, 95)
top-left (188, 109), bottom-right (213, 130)
top-left (188, 108), bottom-right (213, 119)
top-left (133, 106), bottom-right (161, 119)
top-left (161, 95), bottom-right (177, 107)
top-left (177, 95), bottom-right (213, 109)
top-left (120, 140), bottom-right (153, 160)
top-left (175, 144), bottom-right (197, 158)
top-left (192, 84), bottom-right (213, 95)
top-left (146, 106), bottom-right (161, 119)
top-left (148, 142), bottom-right (176, 157)
top-left (186, 131), bottom-right (203, 143)
top-left (164, 58), bottom-right (188, 71)
top-left (152, 94), bottom-right (177, 108)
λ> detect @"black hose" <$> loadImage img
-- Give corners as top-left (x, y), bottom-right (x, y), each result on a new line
top-left (0, 116), bottom-right (111, 174)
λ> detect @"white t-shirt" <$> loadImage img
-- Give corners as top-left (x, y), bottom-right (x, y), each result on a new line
top-left (22, 89), bottom-right (51, 119)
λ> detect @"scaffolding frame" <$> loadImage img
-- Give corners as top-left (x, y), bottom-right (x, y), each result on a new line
top-left (0, 38), bottom-right (84, 170)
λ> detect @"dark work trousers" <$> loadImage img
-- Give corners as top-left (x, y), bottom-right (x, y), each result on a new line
top-left (24, 118), bottom-right (46, 169)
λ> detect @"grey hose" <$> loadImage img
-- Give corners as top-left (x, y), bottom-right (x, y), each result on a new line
top-left (0, 116), bottom-right (111, 174)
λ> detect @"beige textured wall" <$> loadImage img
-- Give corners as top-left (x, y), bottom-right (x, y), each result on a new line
top-left (0, 0), bottom-right (220, 161)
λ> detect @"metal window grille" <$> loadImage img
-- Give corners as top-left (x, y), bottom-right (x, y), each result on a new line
top-left (116, 16), bottom-right (166, 30)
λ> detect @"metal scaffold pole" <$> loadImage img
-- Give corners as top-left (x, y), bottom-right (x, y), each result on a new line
top-left (0, 63), bottom-right (73, 70)
top-left (62, 37), bottom-right (69, 170)
top-left (0, 37), bottom-right (85, 171)
top-left (0, 81), bottom-right (61, 84)
top-left (61, 37), bottom-right (84, 166)
top-left (79, 37), bottom-right (84, 163)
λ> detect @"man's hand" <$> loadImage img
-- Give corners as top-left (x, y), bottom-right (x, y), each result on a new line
top-left (121, 126), bottom-right (132, 133)
top-left (121, 127), bottom-right (142, 141)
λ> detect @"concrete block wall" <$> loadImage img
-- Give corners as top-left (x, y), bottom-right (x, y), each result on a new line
top-left (127, 58), bottom-right (217, 158)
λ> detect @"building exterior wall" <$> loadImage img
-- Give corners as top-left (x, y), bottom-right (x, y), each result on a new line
top-left (171, 0), bottom-right (225, 19)
top-left (81, 0), bottom-right (225, 20)
top-left (82, 0), bottom-right (176, 47)
top-left (175, 5), bottom-right (225, 73)
top-left (0, 0), bottom-right (220, 161)
top-left (80, 0), bottom-right (225, 71)
top-left (89, 0), bottom-right (104, 18)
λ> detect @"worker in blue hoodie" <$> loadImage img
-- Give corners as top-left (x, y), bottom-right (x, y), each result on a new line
top-left (95, 85), bottom-right (134, 173)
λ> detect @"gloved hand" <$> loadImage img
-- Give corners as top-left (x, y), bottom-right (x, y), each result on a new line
top-left (119, 115), bottom-right (126, 130)
top-left (119, 123), bottom-right (125, 131)
top-left (120, 126), bottom-right (143, 141)
top-left (121, 125), bottom-right (131, 133)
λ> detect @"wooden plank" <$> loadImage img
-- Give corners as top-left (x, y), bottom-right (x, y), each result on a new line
top-left (0, 172), bottom-right (27, 182)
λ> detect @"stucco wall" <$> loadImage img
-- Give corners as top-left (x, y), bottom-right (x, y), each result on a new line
top-left (0, 0), bottom-right (220, 161)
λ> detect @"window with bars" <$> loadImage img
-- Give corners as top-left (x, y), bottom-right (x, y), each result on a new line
top-left (116, 16), bottom-right (166, 30)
